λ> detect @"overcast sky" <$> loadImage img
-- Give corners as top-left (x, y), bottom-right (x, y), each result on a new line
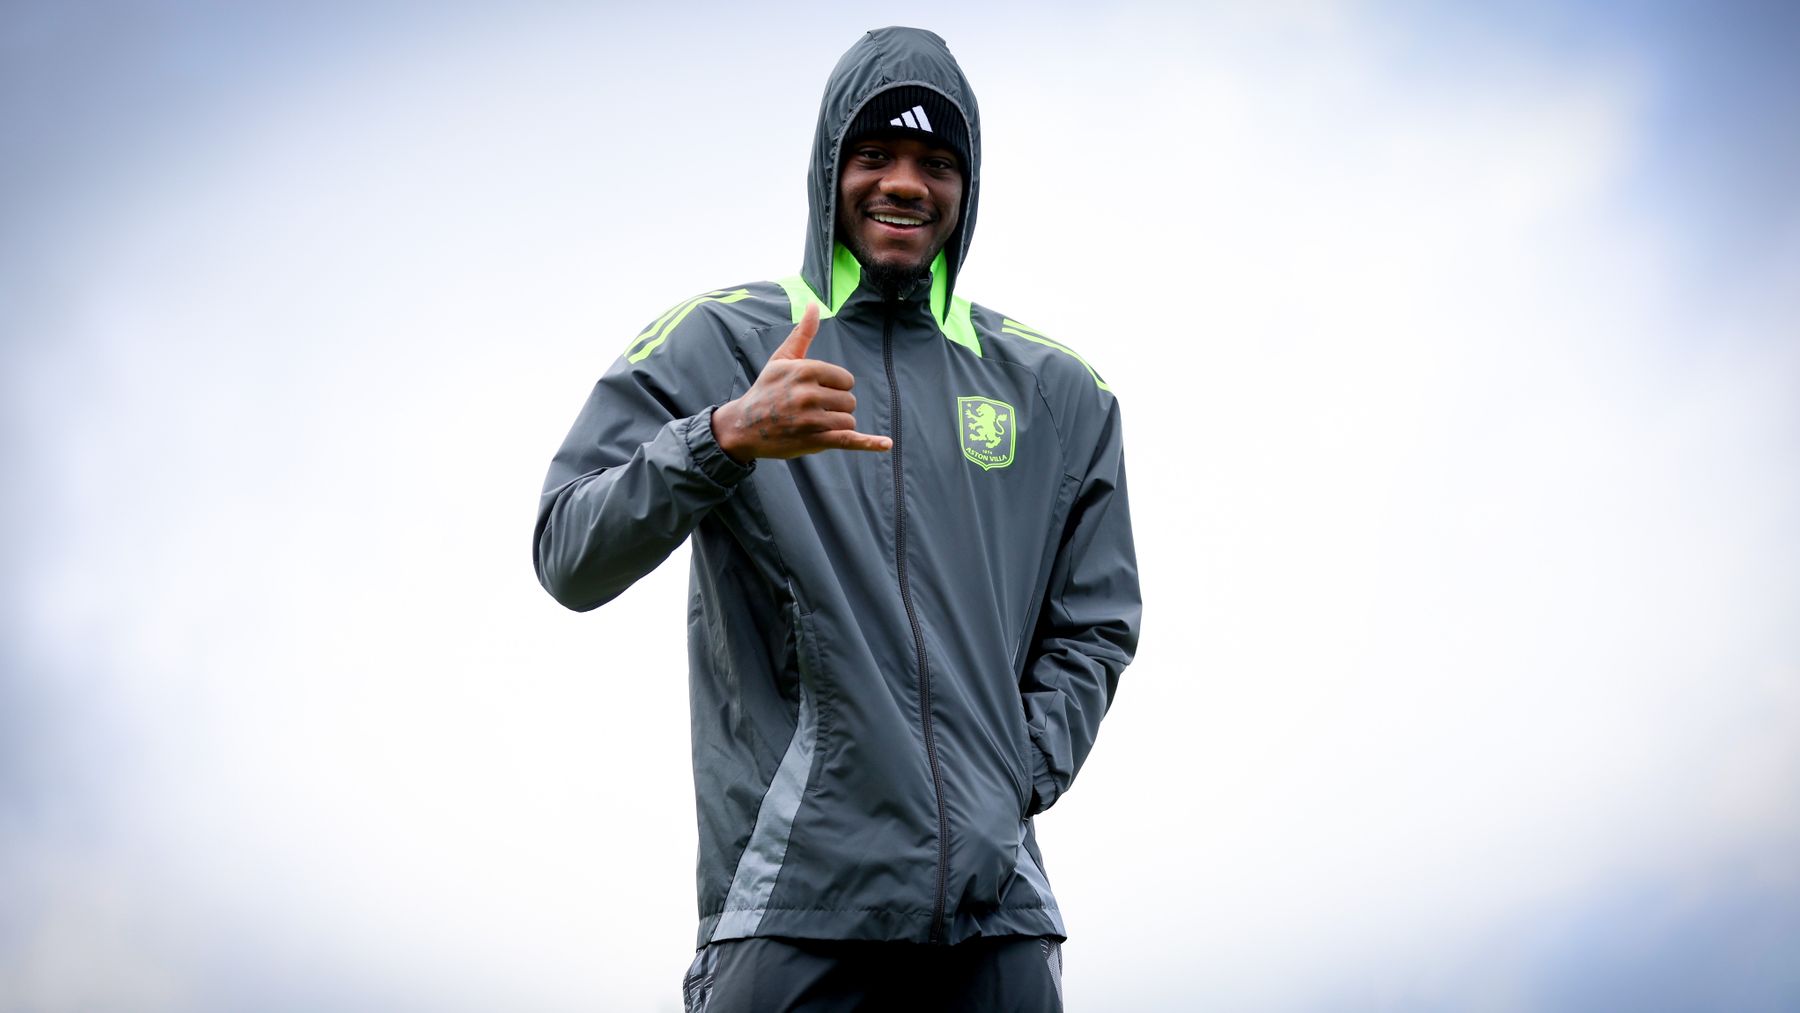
top-left (4, 2), bottom-right (1798, 1010)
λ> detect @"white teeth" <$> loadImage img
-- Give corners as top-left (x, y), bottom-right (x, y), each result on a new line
top-left (871, 213), bottom-right (925, 226)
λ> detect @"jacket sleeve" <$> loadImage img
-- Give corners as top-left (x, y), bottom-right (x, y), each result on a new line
top-left (534, 307), bottom-right (754, 612)
top-left (1022, 396), bottom-right (1140, 815)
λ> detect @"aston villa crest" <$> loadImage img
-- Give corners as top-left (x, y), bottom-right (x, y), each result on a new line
top-left (957, 395), bottom-right (1016, 471)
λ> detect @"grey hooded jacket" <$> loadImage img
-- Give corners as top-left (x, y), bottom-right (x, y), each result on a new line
top-left (535, 27), bottom-right (1139, 947)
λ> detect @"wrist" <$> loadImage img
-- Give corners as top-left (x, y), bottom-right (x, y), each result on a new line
top-left (687, 405), bottom-right (754, 486)
top-left (711, 400), bottom-right (751, 464)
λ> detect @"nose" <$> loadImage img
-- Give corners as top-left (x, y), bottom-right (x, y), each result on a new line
top-left (878, 157), bottom-right (929, 200)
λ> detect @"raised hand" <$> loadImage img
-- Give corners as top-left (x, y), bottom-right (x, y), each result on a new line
top-left (711, 302), bottom-right (893, 462)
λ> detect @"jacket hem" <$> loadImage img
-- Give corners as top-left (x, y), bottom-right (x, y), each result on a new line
top-left (697, 903), bottom-right (1065, 948)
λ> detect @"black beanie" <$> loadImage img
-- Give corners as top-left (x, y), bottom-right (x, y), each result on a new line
top-left (845, 85), bottom-right (970, 174)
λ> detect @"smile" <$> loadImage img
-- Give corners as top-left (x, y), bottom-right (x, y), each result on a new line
top-left (869, 212), bottom-right (928, 227)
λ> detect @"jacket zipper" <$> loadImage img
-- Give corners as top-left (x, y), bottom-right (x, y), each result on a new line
top-left (884, 307), bottom-right (951, 944)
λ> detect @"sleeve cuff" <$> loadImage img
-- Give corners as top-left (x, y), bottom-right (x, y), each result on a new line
top-left (685, 405), bottom-right (755, 488)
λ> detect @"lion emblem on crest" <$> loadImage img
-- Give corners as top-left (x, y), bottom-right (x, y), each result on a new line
top-left (964, 402), bottom-right (1007, 450)
top-left (956, 395), bottom-right (1017, 470)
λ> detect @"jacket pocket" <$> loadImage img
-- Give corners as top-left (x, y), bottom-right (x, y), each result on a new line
top-left (1006, 714), bottom-right (1034, 818)
top-left (791, 605), bottom-right (830, 797)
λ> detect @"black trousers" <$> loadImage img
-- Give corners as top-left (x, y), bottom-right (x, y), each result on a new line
top-left (683, 935), bottom-right (1064, 1012)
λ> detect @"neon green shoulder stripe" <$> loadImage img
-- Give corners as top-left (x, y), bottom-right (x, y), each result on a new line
top-left (626, 289), bottom-right (752, 363)
top-left (623, 297), bottom-right (692, 357)
top-left (1000, 318), bottom-right (1112, 392)
top-left (630, 290), bottom-right (724, 350)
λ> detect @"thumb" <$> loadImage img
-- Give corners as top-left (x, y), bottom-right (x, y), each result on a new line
top-left (772, 301), bottom-right (820, 360)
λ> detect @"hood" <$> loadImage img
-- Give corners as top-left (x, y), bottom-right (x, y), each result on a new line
top-left (802, 27), bottom-right (982, 318)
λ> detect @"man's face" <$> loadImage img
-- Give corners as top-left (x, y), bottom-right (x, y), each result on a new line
top-left (835, 134), bottom-right (964, 281)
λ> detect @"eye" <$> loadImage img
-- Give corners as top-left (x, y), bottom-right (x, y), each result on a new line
top-left (852, 146), bottom-right (890, 165)
top-left (925, 156), bottom-right (958, 174)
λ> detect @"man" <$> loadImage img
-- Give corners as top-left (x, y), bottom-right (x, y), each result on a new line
top-left (535, 26), bottom-right (1139, 1011)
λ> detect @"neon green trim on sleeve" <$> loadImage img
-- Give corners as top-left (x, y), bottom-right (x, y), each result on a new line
top-left (626, 289), bottom-right (752, 363)
top-left (1000, 318), bottom-right (1111, 392)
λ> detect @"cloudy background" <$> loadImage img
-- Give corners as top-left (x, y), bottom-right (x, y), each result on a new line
top-left (4, 2), bottom-right (1797, 1009)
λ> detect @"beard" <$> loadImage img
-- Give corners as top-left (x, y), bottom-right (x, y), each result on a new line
top-left (859, 254), bottom-right (933, 300)
top-left (836, 220), bottom-right (944, 301)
